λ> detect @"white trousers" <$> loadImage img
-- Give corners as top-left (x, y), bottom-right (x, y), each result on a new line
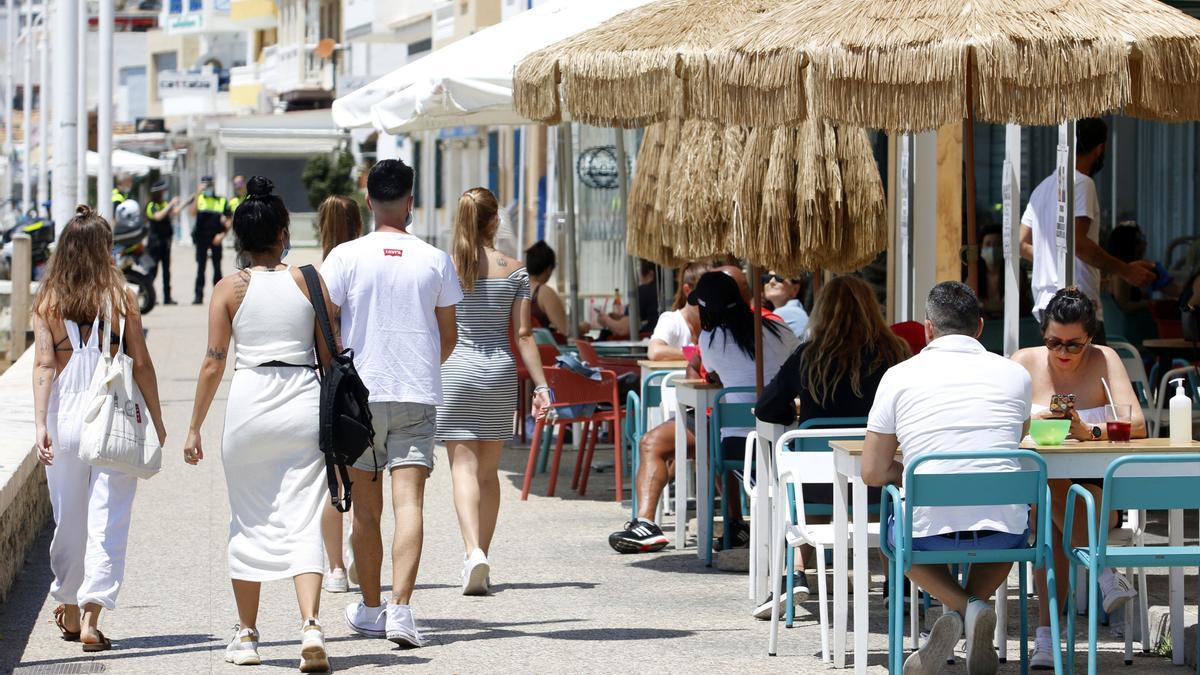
top-left (46, 444), bottom-right (138, 610)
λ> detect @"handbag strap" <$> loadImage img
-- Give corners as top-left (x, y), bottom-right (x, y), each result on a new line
top-left (299, 265), bottom-right (338, 369)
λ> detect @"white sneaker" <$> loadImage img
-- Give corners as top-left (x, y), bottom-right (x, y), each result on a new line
top-left (965, 600), bottom-right (999, 675)
top-left (1030, 627), bottom-right (1057, 670)
top-left (385, 604), bottom-right (424, 648)
top-left (904, 611), bottom-right (962, 675)
top-left (1099, 569), bottom-right (1138, 614)
top-left (323, 568), bottom-right (349, 593)
top-left (462, 549), bottom-right (490, 596)
top-left (752, 594), bottom-right (783, 620)
top-left (344, 601), bottom-right (386, 638)
top-left (299, 619), bottom-right (330, 673)
top-left (224, 625), bottom-right (261, 666)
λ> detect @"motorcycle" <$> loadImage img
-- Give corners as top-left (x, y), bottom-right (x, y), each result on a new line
top-left (1, 211), bottom-right (55, 281)
top-left (113, 199), bottom-right (157, 315)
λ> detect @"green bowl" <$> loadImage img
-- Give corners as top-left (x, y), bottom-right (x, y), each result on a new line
top-left (1030, 419), bottom-right (1071, 446)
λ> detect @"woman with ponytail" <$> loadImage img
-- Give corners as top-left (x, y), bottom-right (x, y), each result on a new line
top-left (183, 176), bottom-right (336, 672)
top-left (32, 205), bottom-right (166, 652)
top-left (438, 187), bottom-right (550, 595)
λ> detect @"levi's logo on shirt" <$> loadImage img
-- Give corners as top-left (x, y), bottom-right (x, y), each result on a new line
top-left (383, 248), bottom-right (404, 258)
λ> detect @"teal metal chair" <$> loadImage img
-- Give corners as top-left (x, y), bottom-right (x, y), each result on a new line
top-left (705, 386), bottom-right (757, 567)
top-left (780, 418), bottom-right (869, 627)
top-left (631, 369), bottom-right (684, 520)
top-left (1063, 454), bottom-right (1200, 675)
top-left (882, 450), bottom-right (1062, 675)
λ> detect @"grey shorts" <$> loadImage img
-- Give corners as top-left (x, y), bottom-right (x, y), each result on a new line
top-left (354, 402), bottom-right (437, 474)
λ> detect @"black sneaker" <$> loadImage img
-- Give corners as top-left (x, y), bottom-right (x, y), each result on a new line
top-left (713, 521), bottom-right (751, 551)
top-left (193, 297), bottom-right (204, 305)
top-left (608, 520), bottom-right (669, 554)
top-left (164, 298), bottom-right (177, 305)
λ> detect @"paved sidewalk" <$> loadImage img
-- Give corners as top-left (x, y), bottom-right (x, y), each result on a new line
top-left (0, 246), bottom-right (1194, 674)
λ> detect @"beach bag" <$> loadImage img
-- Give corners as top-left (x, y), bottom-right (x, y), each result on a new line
top-left (300, 265), bottom-right (374, 513)
top-left (79, 300), bottom-right (162, 479)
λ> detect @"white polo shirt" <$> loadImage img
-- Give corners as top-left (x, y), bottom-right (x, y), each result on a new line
top-left (867, 334), bottom-right (1033, 538)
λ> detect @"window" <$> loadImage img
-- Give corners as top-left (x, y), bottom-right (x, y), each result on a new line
top-left (169, 0), bottom-right (183, 13)
top-left (413, 140), bottom-right (423, 208)
top-left (435, 141), bottom-right (444, 208)
top-left (487, 131), bottom-right (499, 194)
top-left (189, 0), bottom-right (202, 11)
top-left (408, 38), bottom-right (432, 57)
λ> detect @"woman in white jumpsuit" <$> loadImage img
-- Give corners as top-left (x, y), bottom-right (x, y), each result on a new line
top-left (183, 177), bottom-right (336, 673)
top-left (32, 205), bottom-right (167, 652)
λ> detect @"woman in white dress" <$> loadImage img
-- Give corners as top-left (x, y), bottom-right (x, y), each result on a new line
top-left (32, 205), bottom-right (167, 652)
top-left (184, 177), bottom-right (336, 673)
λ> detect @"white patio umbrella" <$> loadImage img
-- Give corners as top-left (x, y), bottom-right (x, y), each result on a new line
top-left (331, 0), bottom-right (653, 133)
top-left (86, 149), bottom-right (168, 177)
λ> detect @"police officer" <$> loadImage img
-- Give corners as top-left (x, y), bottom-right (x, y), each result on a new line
top-left (112, 173), bottom-right (135, 208)
top-left (146, 180), bottom-right (180, 305)
top-left (189, 175), bottom-right (232, 305)
top-left (229, 175), bottom-right (247, 214)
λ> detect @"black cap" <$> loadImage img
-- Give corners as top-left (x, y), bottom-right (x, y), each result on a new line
top-left (200, 175), bottom-right (214, 183)
top-left (151, 180), bottom-right (168, 192)
top-left (687, 271), bottom-right (742, 311)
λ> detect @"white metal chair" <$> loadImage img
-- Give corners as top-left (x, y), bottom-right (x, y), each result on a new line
top-left (743, 431), bottom-right (762, 600)
top-left (767, 427), bottom-right (904, 660)
top-left (1148, 365), bottom-right (1200, 438)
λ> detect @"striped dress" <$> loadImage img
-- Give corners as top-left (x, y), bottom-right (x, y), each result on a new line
top-left (437, 267), bottom-right (531, 440)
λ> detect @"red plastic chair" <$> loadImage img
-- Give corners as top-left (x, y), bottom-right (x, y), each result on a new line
top-left (890, 321), bottom-right (927, 355)
top-left (513, 328), bottom-right (562, 442)
top-left (520, 366), bottom-right (624, 502)
top-left (1150, 300), bottom-right (1183, 339)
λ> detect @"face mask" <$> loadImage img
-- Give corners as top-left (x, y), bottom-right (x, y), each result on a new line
top-left (981, 245), bottom-right (1001, 266)
top-left (204, 188), bottom-right (215, 197)
top-left (405, 210), bottom-right (414, 228)
top-left (1091, 150), bottom-right (1105, 176)
top-left (282, 235), bottom-right (291, 260)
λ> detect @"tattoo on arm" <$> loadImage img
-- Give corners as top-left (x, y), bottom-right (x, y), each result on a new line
top-left (206, 347), bottom-right (227, 360)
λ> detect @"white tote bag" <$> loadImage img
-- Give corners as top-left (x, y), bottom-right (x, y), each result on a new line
top-left (79, 300), bottom-right (162, 479)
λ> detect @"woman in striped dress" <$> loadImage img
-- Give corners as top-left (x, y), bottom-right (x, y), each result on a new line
top-left (438, 188), bottom-right (550, 595)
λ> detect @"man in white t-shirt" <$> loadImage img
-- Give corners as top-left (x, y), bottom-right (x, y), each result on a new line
top-left (1019, 117), bottom-right (1155, 343)
top-left (321, 159), bottom-right (463, 649)
top-left (864, 282), bottom-right (1033, 675)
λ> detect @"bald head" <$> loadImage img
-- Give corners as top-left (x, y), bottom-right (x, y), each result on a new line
top-left (717, 265), bottom-right (751, 303)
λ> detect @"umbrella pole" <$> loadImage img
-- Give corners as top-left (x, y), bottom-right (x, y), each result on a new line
top-left (964, 62), bottom-right (979, 293)
top-left (615, 128), bottom-right (640, 339)
top-left (752, 264), bottom-right (764, 396)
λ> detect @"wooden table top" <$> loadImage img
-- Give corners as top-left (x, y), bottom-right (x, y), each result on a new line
top-left (637, 360), bottom-right (688, 370)
top-left (830, 438), bottom-right (1200, 456)
top-left (1141, 339), bottom-right (1200, 350)
top-left (674, 378), bottom-right (723, 390)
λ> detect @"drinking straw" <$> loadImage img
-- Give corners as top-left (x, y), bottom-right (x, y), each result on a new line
top-left (1101, 377), bottom-right (1116, 415)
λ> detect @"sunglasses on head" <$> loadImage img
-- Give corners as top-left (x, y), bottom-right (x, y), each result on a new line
top-left (1044, 337), bottom-right (1089, 354)
top-left (761, 273), bottom-right (786, 285)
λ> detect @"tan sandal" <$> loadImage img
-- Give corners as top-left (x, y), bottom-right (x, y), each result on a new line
top-left (81, 630), bottom-right (112, 652)
top-left (53, 605), bottom-right (80, 642)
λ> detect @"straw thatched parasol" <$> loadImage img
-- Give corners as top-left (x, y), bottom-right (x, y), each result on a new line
top-left (628, 118), bottom-right (887, 274)
top-left (513, 0), bottom-right (786, 128)
top-left (697, 0), bottom-right (1200, 132)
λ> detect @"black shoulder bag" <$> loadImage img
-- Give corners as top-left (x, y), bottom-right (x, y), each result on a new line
top-left (300, 265), bottom-right (375, 513)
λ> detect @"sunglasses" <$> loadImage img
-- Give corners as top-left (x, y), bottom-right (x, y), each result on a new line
top-left (761, 273), bottom-right (786, 285)
top-left (1044, 337), bottom-right (1089, 354)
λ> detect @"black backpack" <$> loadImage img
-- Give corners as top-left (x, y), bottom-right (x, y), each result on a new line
top-left (300, 265), bottom-right (375, 513)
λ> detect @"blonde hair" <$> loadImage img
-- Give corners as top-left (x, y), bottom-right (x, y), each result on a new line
top-left (35, 205), bottom-right (129, 323)
top-left (452, 187), bottom-right (499, 294)
top-left (317, 194), bottom-right (363, 259)
top-left (803, 275), bottom-right (910, 407)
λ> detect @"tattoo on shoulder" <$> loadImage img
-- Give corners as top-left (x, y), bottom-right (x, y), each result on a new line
top-left (206, 347), bottom-right (227, 360)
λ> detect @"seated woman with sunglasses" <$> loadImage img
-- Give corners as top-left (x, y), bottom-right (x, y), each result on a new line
top-left (1011, 286), bottom-right (1146, 669)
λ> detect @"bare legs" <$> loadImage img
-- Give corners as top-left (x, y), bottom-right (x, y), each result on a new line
top-left (79, 605), bottom-right (103, 645)
top-left (448, 441), bottom-right (503, 554)
top-left (349, 466), bottom-right (427, 607)
top-left (906, 562), bottom-right (1013, 615)
top-left (322, 502), bottom-right (347, 571)
top-left (230, 572), bottom-right (321, 630)
top-left (635, 422), bottom-right (694, 521)
top-left (1034, 480), bottom-right (1117, 627)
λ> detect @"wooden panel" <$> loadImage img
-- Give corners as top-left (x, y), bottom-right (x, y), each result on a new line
top-left (886, 133), bottom-right (897, 322)
top-left (935, 122), bottom-right (963, 283)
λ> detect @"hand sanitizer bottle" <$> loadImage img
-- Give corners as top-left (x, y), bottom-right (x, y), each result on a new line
top-left (1169, 378), bottom-right (1192, 445)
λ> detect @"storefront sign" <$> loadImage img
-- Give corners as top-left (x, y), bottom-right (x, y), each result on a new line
top-left (157, 70), bottom-right (218, 99)
top-left (576, 145), bottom-right (619, 190)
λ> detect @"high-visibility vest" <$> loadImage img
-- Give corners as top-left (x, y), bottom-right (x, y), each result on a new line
top-left (146, 200), bottom-right (168, 219)
top-left (112, 188), bottom-right (128, 204)
top-left (229, 196), bottom-right (242, 213)
top-left (196, 193), bottom-right (228, 213)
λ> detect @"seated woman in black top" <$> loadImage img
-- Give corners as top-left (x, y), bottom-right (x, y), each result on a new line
top-left (754, 275), bottom-right (910, 608)
top-left (757, 274), bottom-right (910, 426)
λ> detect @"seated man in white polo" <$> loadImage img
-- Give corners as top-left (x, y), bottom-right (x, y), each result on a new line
top-left (863, 281), bottom-right (1033, 675)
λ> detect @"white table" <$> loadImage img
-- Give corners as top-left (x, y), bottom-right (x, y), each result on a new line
top-left (829, 438), bottom-right (1200, 673)
top-left (674, 380), bottom-right (721, 558)
top-left (638, 360), bottom-right (687, 430)
top-left (752, 420), bottom-right (793, 602)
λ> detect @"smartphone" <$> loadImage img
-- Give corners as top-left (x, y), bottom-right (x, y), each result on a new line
top-left (1049, 393), bottom-right (1076, 416)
